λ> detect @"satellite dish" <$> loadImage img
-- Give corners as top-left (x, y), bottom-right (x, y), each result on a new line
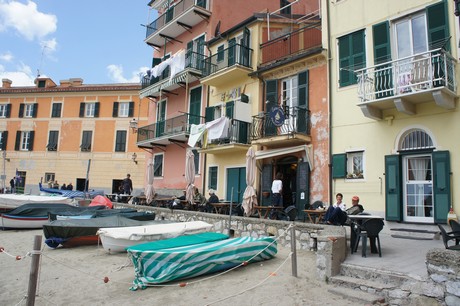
top-left (214, 20), bottom-right (221, 37)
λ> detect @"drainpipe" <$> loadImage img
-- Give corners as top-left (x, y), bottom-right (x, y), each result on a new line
top-left (326, 0), bottom-right (333, 205)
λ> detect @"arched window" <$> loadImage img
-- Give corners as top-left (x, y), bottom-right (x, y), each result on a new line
top-left (399, 129), bottom-right (434, 151)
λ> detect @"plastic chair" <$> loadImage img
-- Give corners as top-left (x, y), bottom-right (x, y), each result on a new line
top-left (449, 219), bottom-right (460, 245)
top-left (354, 218), bottom-right (384, 257)
top-left (437, 224), bottom-right (460, 250)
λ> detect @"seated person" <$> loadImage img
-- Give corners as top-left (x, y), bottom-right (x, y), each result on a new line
top-left (206, 189), bottom-right (220, 213)
top-left (193, 187), bottom-right (207, 211)
top-left (177, 190), bottom-right (186, 201)
top-left (324, 195), bottom-right (363, 225)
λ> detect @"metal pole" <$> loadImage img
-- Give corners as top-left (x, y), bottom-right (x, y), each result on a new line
top-left (290, 224), bottom-right (298, 277)
top-left (85, 159), bottom-right (91, 197)
top-left (228, 187), bottom-right (234, 235)
top-left (2, 150), bottom-right (6, 194)
top-left (26, 235), bottom-right (42, 306)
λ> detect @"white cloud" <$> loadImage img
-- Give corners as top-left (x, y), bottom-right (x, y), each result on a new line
top-left (0, 62), bottom-right (35, 86)
top-left (0, 0), bottom-right (57, 41)
top-left (107, 64), bottom-right (148, 83)
top-left (0, 51), bottom-right (13, 61)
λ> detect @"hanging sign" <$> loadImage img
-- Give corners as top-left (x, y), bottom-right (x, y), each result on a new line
top-left (270, 107), bottom-right (285, 127)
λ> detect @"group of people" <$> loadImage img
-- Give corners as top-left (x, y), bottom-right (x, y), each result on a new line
top-left (193, 187), bottom-right (220, 212)
top-left (323, 193), bottom-right (364, 225)
top-left (47, 180), bottom-right (73, 190)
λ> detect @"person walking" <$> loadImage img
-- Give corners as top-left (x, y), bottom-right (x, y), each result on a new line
top-left (9, 178), bottom-right (15, 193)
top-left (122, 174), bottom-right (133, 195)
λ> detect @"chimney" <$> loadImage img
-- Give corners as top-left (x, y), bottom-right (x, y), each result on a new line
top-left (69, 78), bottom-right (83, 86)
top-left (2, 79), bottom-right (12, 88)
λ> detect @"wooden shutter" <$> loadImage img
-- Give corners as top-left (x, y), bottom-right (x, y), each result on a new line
top-left (32, 104), bottom-right (38, 118)
top-left (208, 166), bottom-right (218, 190)
top-left (112, 102), bottom-right (119, 117)
top-left (426, 0), bottom-right (450, 51)
top-left (128, 102), bottom-right (134, 117)
top-left (14, 131), bottom-right (21, 151)
top-left (297, 71), bottom-right (309, 133)
top-left (79, 103), bottom-right (85, 117)
top-left (228, 38), bottom-right (236, 66)
top-left (94, 102), bottom-right (100, 118)
top-left (28, 131), bottom-right (34, 151)
top-left (0, 131), bottom-right (7, 150)
top-left (432, 150), bottom-right (451, 223)
top-left (6, 104), bottom-right (11, 118)
top-left (241, 27), bottom-right (250, 66)
top-left (332, 153), bottom-right (347, 178)
top-left (339, 30), bottom-right (365, 87)
top-left (265, 79), bottom-right (278, 136)
top-left (225, 101), bottom-right (234, 119)
top-left (18, 103), bottom-right (24, 118)
top-left (205, 106), bottom-right (215, 123)
top-left (385, 154), bottom-right (402, 221)
top-left (373, 21), bottom-right (391, 64)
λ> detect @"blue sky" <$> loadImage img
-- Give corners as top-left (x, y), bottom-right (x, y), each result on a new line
top-left (0, 0), bottom-right (156, 86)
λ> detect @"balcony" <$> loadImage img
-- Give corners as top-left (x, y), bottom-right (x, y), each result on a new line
top-left (199, 119), bottom-right (251, 154)
top-left (250, 106), bottom-right (311, 147)
top-left (140, 51), bottom-right (203, 98)
top-left (136, 113), bottom-right (203, 148)
top-left (258, 22), bottom-right (322, 70)
top-left (356, 48), bottom-right (457, 120)
top-left (200, 44), bottom-right (253, 87)
top-left (145, 0), bottom-right (211, 48)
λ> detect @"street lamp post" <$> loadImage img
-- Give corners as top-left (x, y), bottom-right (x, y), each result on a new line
top-left (1, 150), bottom-right (6, 194)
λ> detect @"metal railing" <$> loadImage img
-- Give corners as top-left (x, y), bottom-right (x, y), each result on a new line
top-left (137, 113), bottom-right (203, 143)
top-left (260, 23), bottom-right (322, 65)
top-left (206, 119), bottom-right (250, 146)
top-left (146, 0), bottom-right (207, 39)
top-left (201, 44), bottom-right (253, 77)
top-left (141, 51), bottom-right (204, 89)
top-left (356, 48), bottom-right (457, 103)
top-left (250, 106), bottom-right (310, 140)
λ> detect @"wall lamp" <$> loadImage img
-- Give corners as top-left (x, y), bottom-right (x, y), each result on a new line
top-left (129, 118), bottom-right (138, 134)
top-left (132, 152), bottom-right (138, 164)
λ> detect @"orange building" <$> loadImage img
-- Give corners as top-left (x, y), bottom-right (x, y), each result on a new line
top-left (0, 77), bottom-right (148, 195)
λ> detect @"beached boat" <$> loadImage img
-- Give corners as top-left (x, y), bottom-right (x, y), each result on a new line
top-left (0, 203), bottom-right (105, 230)
top-left (127, 234), bottom-right (277, 290)
top-left (38, 183), bottom-right (105, 199)
top-left (48, 208), bottom-right (142, 221)
top-left (43, 214), bottom-right (158, 248)
top-left (97, 221), bottom-right (213, 253)
top-left (0, 194), bottom-right (73, 209)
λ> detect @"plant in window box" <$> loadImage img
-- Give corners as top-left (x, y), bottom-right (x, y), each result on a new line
top-left (346, 172), bottom-right (363, 179)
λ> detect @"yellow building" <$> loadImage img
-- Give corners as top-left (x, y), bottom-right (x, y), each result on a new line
top-left (0, 77), bottom-right (148, 195)
top-left (326, 0), bottom-right (458, 224)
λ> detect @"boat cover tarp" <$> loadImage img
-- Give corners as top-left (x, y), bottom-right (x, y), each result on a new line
top-left (39, 183), bottom-right (105, 199)
top-left (127, 235), bottom-right (277, 290)
top-left (89, 195), bottom-right (113, 209)
top-left (48, 208), bottom-right (140, 221)
top-left (98, 221), bottom-right (212, 241)
top-left (2, 203), bottom-right (104, 217)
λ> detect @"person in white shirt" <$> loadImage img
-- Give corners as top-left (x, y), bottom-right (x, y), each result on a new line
top-left (271, 172), bottom-right (283, 206)
top-left (333, 193), bottom-right (346, 211)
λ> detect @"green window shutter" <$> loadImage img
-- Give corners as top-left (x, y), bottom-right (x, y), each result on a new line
top-left (14, 131), bottom-right (20, 151)
top-left (228, 38), bottom-right (236, 66)
top-left (28, 131), bottom-right (34, 151)
top-left (79, 103), bottom-right (85, 117)
top-left (426, 0), bottom-right (450, 51)
top-left (225, 101), bottom-right (234, 119)
top-left (128, 102), bottom-right (134, 117)
top-left (94, 102), bottom-right (100, 118)
top-left (297, 71), bottom-right (309, 133)
top-left (385, 154), bottom-right (402, 221)
top-left (338, 30), bottom-right (365, 87)
top-left (112, 102), bottom-right (119, 117)
top-left (332, 154), bottom-right (347, 178)
top-left (18, 103), bottom-right (24, 118)
top-left (432, 150), bottom-right (451, 224)
top-left (208, 166), bottom-right (218, 190)
top-left (32, 104), bottom-right (38, 118)
top-left (189, 86), bottom-right (202, 125)
top-left (265, 79), bottom-right (278, 111)
top-left (217, 45), bottom-right (224, 61)
top-left (205, 106), bottom-right (215, 123)
top-left (152, 57), bottom-right (161, 68)
top-left (0, 131), bottom-right (8, 150)
top-left (373, 21), bottom-right (391, 64)
top-left (6, 104), bottom-right (11, 118)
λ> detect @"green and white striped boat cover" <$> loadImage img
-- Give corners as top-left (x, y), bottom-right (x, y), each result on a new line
top-left (127, 233), bottom-right (277, 290)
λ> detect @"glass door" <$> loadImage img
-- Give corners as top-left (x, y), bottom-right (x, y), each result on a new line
top-left (403, 155), bottom-right (433, 223)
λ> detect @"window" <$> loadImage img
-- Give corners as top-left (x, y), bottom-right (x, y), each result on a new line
top-left (347, 151), bottom-right (364, 179)
top-left (45, 173), bottom-right (55, 184)
top-left (338, 29), bottom-right (366, 87)
top-left (112, 101), bottom-right (134, 118)
top-left (18, 103), bottom-right (37, 118)
top-left (0, 131), bottom-right (7, 150)
top-left (46, 131), bottom-right (59, 151)
top-left (80, 131), bottom-right (92, 152)
top-left (282, 76), bottom-right (298, 109)
top-left (115, 130), bottom-right (127, 152)
top-left (208, 166), bottom-right (218, 190)
top-left (18, 131), bottom-right (34, 151)
top-left (192, 149), bottom-right (199, 174)
top-left (85, 103), bottom-right (95, 117)
top-left (394, 13), bottom-right (428, 59)
top-left (153, 154), bottom-right (164, 177)
top-left (118, 102), bottom-right (130, 117)
top-left (51, 103), bottom-right (62, 118)
top-left (0, 104), bottom-right (9, 118)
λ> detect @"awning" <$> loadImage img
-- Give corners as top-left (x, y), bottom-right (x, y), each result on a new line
top-left (255, 144), bottom-right (313, 170)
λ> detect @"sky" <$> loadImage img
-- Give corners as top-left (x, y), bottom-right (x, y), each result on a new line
top-left (0, 0), bottom-right (157, 86)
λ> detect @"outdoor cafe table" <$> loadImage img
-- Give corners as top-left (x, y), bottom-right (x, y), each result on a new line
top-left (105, 194), bottom-right (132, 203)
top-left (348, 215), bottom-right (384, 255)
top-left (211, 202), bottom-right (231, 214)
top-left (253, 206), bottom-right (284, 219)
top-left (303, 209), bottom-right (326, 224)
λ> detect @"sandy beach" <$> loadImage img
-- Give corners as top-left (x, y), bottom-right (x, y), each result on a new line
top-left (0, 229), bottom-right (354, 306)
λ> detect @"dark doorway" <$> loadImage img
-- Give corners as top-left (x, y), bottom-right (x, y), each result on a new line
top-left (112, 179), bottom-right (123, 194)
top-left (76, 178), bottom-right (89, 192)
top-left (276, 156), bottom-right (298, 208)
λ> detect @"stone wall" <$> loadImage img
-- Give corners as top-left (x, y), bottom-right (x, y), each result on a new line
top-left (426, 249), bottom-right (460, 306)
top-left (116, 203), bottom-right (348, 281)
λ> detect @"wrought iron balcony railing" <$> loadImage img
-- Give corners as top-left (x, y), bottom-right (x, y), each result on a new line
top-left (259, 22), bottom-right (322, 66)
top-left (250, 106), bottom-right (310, 140)
top-left (356, 48), bottom-right (457, 103)
top-left (137, 113), bottom-right (203, 143)
top-left (146, 0), bottom-right (207, 39)
top-left (201, 43), bottom-right (253, 77)
top-left (205, 119), bottom-right (251, 147)
top-left (141, 51), bottom-right (204, 89)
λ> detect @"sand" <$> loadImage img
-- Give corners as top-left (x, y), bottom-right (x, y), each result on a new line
top-left (0, 229), bottom-right (354, 306)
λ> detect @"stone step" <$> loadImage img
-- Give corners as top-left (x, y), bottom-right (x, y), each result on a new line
top-left (328, 285), bottom-right (386, 305)
top-left (339, 263), bottom-right (423, 285)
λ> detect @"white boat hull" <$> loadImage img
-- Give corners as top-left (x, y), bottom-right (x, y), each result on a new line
top-left (1, 215), bottom-right (49, 229)
top-left (97, 221), bottom-right (212, 253)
